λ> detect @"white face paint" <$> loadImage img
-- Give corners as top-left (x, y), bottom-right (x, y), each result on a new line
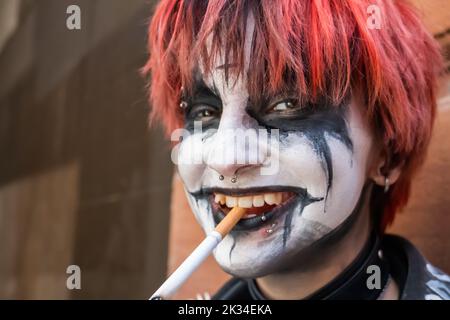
top-left (175, 19), bottom-right (375, 278)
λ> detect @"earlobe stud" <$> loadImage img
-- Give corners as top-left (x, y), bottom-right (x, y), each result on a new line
top-left (384, 176), bottom-right (390, 193)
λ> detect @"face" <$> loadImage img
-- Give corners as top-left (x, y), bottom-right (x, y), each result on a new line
top-left (175, 27), bottom-right (375, 279)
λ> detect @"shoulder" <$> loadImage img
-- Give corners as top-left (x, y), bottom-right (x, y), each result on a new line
top-left (382, 234), bottom-right (450, 300)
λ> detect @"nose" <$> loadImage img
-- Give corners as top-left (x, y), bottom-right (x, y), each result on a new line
top-left (205, 128), bottom-right (266, 179)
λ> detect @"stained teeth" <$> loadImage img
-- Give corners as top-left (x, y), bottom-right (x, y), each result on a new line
top-left (225, 196), bottom-right (238, 208)
top-left (238, 196), bottom-right (253, 208)
top-left (274, 193), bottom-right (282, 204)
top-left (214, 194), bottom-right (225, 205)
top-left (264, 193), bottom-right (277, 205)
top-left (215, 192), bottom-right (287, 208)
top-left (253, 195), bottom-right (265, 207)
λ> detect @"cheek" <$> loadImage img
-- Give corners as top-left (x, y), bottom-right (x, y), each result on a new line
top-left (176, 133), bottom-right (207, 192)
top-left (185, 192), bottom-right (215, 234)
top-left (277, 133), bottom-right (329, 197)
top-left (302, 130), bottom-right (372, 228)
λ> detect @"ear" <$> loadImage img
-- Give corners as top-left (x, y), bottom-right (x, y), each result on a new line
top-left (369, 148), bottom-right (403, 189)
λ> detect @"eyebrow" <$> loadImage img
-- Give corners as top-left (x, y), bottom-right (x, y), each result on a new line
top-left (191, 73), bottom-right (220, 98)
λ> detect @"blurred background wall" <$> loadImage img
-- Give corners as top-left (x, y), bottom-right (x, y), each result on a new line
top-left (0, 0), bottom-right (172, 299)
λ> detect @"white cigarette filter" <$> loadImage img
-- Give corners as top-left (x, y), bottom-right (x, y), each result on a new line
top-left (150, 206), bottom-right (247, 299)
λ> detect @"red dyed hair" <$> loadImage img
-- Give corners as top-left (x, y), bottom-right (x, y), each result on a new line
top-left (143, 0), bottom-right (443, 230)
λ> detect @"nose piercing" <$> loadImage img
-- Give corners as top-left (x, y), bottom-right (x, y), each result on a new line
top-left (218, 174), bottom-right (238, 183)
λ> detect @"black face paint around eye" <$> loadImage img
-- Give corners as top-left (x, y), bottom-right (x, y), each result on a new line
top-left (246, 98), bottom-right (354, 200)
top-left (183, 77), bottom-right (222, 132)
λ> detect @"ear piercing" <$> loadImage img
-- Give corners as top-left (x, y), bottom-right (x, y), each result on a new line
top-left (384, 176), bottom-right (390, 193)
top-left (378, 250), bottom-right (384, 259)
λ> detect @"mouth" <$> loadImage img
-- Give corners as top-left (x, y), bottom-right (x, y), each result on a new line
top-left (198, 187), bottom-right (306, 231)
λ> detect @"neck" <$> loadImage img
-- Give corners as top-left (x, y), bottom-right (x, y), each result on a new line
top-left (256, 190), bottom-right (373, 300)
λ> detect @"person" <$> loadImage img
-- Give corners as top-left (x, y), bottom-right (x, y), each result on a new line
top-left (143, 0), bottom-right (449, 300)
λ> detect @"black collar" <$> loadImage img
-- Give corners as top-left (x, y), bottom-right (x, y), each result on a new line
top-left (247, 232), bottom-right (390, 300)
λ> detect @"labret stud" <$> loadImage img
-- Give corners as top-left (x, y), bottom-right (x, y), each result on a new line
top-left (265, 223), bottom-right (277, 234)
top-left (231, 175), bottom-right (237, 183)
top-left (261, 214), bottom-right (267, 222)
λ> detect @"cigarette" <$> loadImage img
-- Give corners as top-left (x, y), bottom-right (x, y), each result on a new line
top-left (150, 206), bottom-right (247, 300)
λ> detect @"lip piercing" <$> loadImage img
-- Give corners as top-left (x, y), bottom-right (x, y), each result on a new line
top-left (261, 214), bottom-right (267, 222)
top-left (219, 175), bottom-right (224, 181)
top-left (265, 229), bottom-right (273, 234)
top-left (271, 223), bottom-right (277, 228)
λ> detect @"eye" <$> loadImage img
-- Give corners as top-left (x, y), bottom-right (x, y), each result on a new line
top-left (188, 105), bottom-right (220, 122)
top-left (267, 99), bottom-right (300, 114)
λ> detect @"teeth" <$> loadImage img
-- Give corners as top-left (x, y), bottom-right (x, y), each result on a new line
top-left (215, 192), bottom-right (286, 209)
top-left (275, 193), bottom-right (282, 204)
top-left (253, 195), bottom-right (265, 207)
top-left (214, 194), bottom-right (225, 205)
top-left (238, 196), bottom-right (253, 208)
top-left (225, 196), bottom-right (238, 208)
top-left (264, 193), bottom-right (277, 205)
